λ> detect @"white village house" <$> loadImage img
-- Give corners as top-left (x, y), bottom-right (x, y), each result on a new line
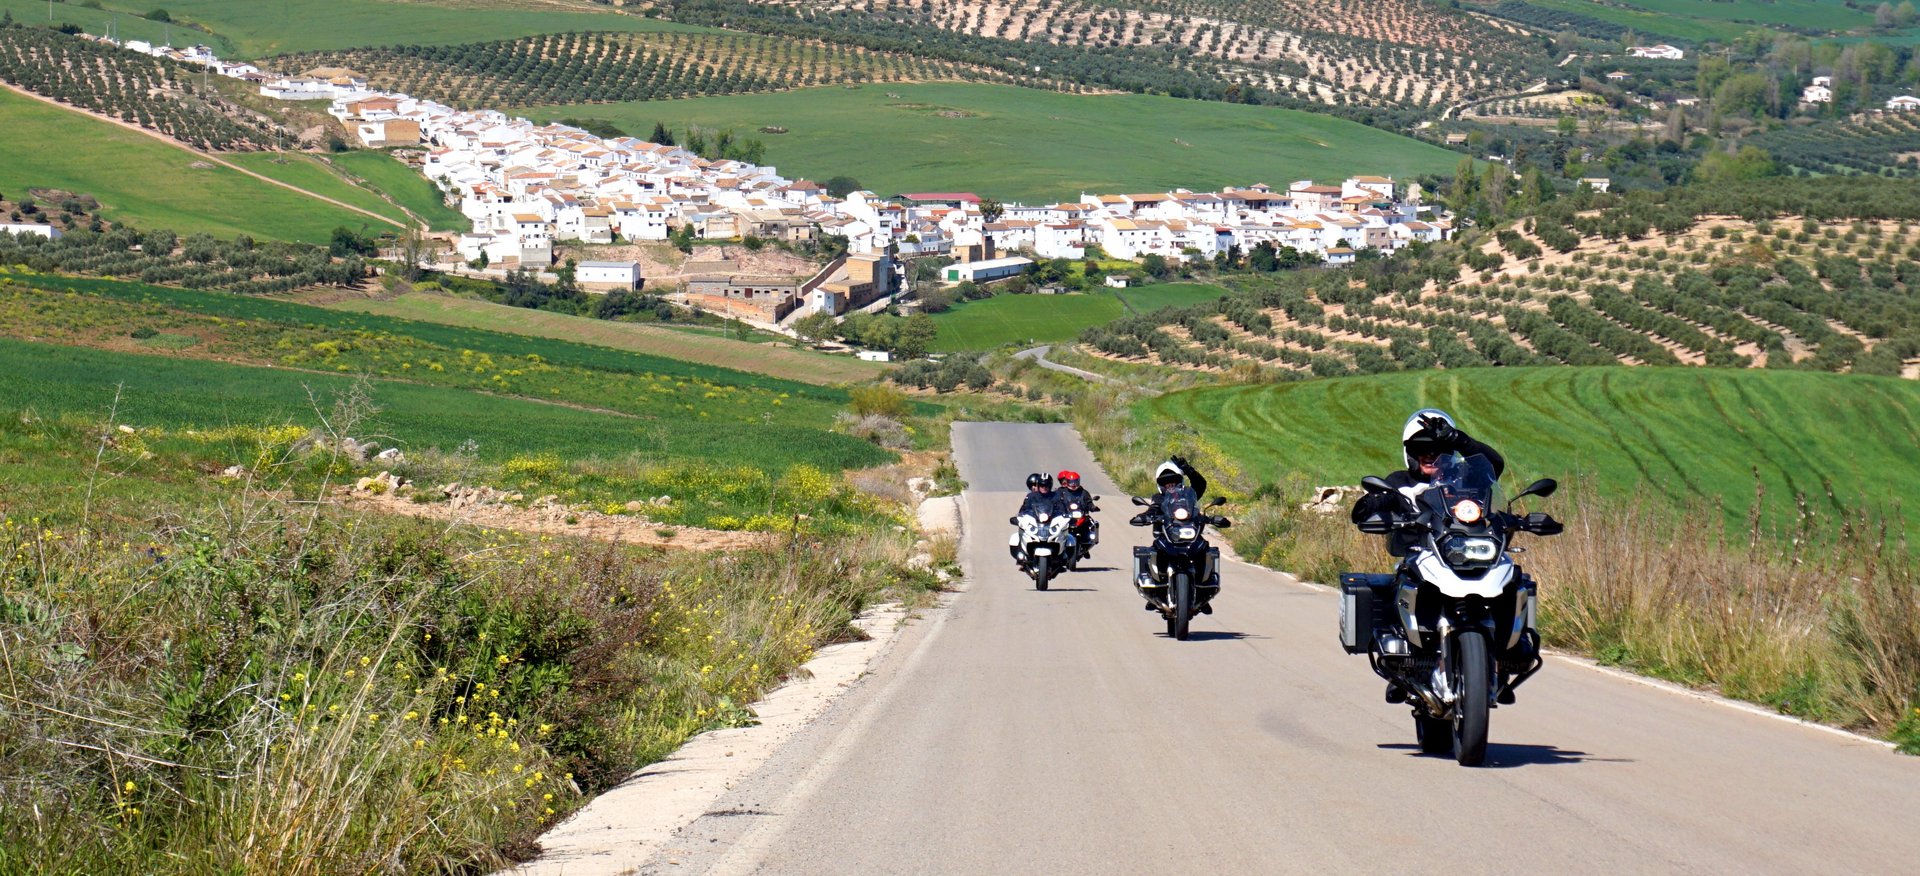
top-left (1629, 44), bottom-right (1685, 60)
top-left (575, 261), bottom-right (642, 292)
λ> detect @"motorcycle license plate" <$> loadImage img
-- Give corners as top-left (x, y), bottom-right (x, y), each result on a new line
top-left (1031, 548), bottom-right (1053, 556)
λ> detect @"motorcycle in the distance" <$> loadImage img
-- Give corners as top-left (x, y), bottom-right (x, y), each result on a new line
top-left (1129, 492), bottom-right (1229, 640)
top-left (1064, 496), bottom-right (1100, 570)
top-left (1010, 510), bottom-right (1075, 591)
top-left (1342, 453), bottom-right (1563, 766)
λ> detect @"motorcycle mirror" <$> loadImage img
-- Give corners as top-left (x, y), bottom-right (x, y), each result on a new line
top-left (1360, 476), bottom-right (1391, 494)
top-left (1131, 496), bottom-right (1150, 507)
top-left (1509, 478), bottom-right (1559, 507)
top-left (1008, 516), bottom-right (1018, 526)
top-left (1208, 497), bottom-right (1226, 507)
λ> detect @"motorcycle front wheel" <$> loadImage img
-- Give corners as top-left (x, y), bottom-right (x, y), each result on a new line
top-left (1172, 572), bottom-right (1192, 641)
top-left (1452, 630), bottom-right (1491, 766)
top-left (1034, 557), bottom-right (1049, 591)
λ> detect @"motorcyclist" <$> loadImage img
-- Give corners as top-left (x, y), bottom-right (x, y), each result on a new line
top-left (1010, 472), bottom-right (1069, 569)
top-left (1057, 469), bottom-right (1099, 561)
top-left (1056, 470), bottom-right (1099, 514)
top-left (1352, 409), bottom-right (1504, 556)
top-left (1130, 456), bottom-right (1220, 585)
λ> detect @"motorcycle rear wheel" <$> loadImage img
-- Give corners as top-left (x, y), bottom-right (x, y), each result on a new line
top-left (1172, 573), bottom-right (1193, 641)
top-left (1452, 630), bottom-right (1491, 766)
top-left (1034, 557), bottom-right (1049, 591)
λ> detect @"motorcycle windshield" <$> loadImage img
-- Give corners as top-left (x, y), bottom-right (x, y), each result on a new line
top-left (1161, 493), bottom-right (1202, 540)
top-left (1423, 453), bottom-right (1502, 519)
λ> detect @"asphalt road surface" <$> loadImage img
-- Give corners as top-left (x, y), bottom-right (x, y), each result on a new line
top-left (641, 422), bottom-right (1920, 874)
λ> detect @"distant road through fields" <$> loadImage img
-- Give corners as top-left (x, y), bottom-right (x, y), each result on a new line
top-left (638, 422), bottom-right (1920, 873)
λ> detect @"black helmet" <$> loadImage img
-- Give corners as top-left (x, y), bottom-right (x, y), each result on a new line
top-left (1026, 472), bottom-right (1053, 490)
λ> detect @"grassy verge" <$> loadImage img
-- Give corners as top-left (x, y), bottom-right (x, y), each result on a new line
top-left (0, 407), bottom-right (939, 871)
top-left (330, 291), bottom-right (885, 386)
top-left (0, 88), bottom-right (383, 243)
top-left (1042, 367), bottom-right (1920, 750)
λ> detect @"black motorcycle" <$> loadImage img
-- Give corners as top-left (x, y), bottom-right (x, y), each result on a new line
top-left (1342, 454), bottom-right (1563, 766)
top-left (1065, 496), bottom-right (1099, 570)
top-left (1129, 492), bottom-right (1229, 641)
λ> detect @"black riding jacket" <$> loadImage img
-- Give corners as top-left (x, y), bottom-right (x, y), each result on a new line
top-left (1057, 486), bottom-right (1099, 513)
top-left (1018, 490), bottom-right (1069, 520)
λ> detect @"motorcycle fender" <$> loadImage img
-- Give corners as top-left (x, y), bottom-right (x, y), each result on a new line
top-left (1414, 553), bottom-right (1512, 599)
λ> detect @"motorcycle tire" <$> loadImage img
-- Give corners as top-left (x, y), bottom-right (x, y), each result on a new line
top-left (1415, 715), bottom-right (1452, 755)
top-left (1066, 549), bottom-right (1079, 572)
top-left (1172, 572), bottom-right (1193, 641)
top-left (1452, 630), bottom-right (1491, 766)
top-left (1034, 557), bottom-right (1049, 591)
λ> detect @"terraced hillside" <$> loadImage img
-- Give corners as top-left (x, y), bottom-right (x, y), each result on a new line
top-left (1081, 181), bottom-right (1920, 380)
top-left (692, 0), bottom-right (1552, 109)
top-left (281, 29), bottom-right (1066, 109)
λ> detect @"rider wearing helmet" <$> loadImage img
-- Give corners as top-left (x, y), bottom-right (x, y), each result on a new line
top-left (1010, 472), bottom-right (1068, 568)
top-left (1352, 409), bottom-right (1505, 555)
top-left (1131, 455), bottom-right (1209, 524)
top-left (1055, 470), bottom-right (1099, 515)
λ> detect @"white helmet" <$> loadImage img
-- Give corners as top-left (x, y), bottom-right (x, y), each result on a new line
top-left (1154, 460), bottom-right (1185, 488)
top-left (1402, 408), bottom-right (1454, 470)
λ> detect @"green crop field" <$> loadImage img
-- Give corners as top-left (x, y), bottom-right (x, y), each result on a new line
top-left (931, 292), bottom-right (1127, 352)
top-left (1143, 367), bottom-right (1920, 529)
top-left (0, 89), bottom-right (385, 242)
top-left (224, 153), bottom-right (410, 225)
top-left (0, 0), bottom-right (706, 59)
top-left (1522, 0), bottom-right (1876, 42)
top-left (330, 151), bottom-right (470, 231)
top-left (522, 83), bottom-right (1466, 204)
top-left (1117, 282), bottom-right (1229, 313)
top-left (330, 292), bottom-right (886, 385)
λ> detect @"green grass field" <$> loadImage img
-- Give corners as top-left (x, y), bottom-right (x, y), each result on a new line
top-left (931, 292), bottom-right (1126, 352)
top-left (330, 151), bottom-right (470, 232)
top-left (223, 152), bottom-right (411, 225)
top-left (523, 83), bottom-right (1466, 203)
top-left (1117, 282), bottom-right (1228, 313)
top-left (1142, 367), bottom-right (1920, 529)
top-left (0, 89), bottom-right (385, 242)
top-left (1523, 0), bottom-right (1877, 41)
top-left (330, 292), bottom-right (886, 385)
top-left (0, 0), bottom-right (707, 58)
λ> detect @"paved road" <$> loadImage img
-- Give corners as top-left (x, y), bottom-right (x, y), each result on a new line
top-left (641, 422), bottom-right (1920, 874)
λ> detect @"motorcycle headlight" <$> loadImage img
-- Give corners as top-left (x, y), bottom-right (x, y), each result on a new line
top-left (1443, 536), bottom-right (1500, 567)
top-left (1173, 507), bottom-right (1191, 521)
top-left (1175, 526), bottom-right (1198, 541)
top-left (1452, 499), bottom-right (1484, 524)
top-left (1037, 513), bottom-right (1050, 524)
top-left (1071, 510), bottom-right (1084, 519)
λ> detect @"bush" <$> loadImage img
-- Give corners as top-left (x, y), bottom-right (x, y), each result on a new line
top-left (848, 384), bottom-right (910, 419)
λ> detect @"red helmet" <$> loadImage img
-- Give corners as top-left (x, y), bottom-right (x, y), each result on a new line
top-left (1057, 470), bottom-right (1081, 488)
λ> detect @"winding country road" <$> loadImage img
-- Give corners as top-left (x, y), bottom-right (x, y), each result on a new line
top-left (637, 422), bottom-right (1920, 873)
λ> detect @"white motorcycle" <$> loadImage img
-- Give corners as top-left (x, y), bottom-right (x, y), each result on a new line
top-left (1009, 510), bottom-right (1076, 591)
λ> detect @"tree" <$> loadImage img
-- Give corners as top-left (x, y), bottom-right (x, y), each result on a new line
top-left (1695, 145), bottom-right (1776, 185)
top-left (824, 175), bottom-right (863, 198)
top-left (397, 224), bottom-right (431, 282)
top-left (1141, 253), bottom-right (1171, 279)
top-left (145, 8), bottom-right (171, 23)
top-left (648, 121), bottom-right (675, 146)
top-left (329, 226), bottom-right (376, 258)
top-left (895, 313), bottom-right (937, 358)
top-left (978, 198), bottom-right (1004, 224)
top-left (792, 311), bottom-right (837, 343)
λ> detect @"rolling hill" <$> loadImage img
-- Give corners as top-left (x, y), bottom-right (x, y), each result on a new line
top-left (1141, 366), bottom-right (1920, 529)
top-left (522, 82), bottom-right (1466, 203)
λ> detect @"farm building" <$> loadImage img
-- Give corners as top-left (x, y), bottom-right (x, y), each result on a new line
top-left (0, 223), bottom-right (61, 240)
top-left (355, 119), bottom-right (421, 148)
top-left (896, 192), bottom-right (982, 209)
top-left (1888, 95), bottom-right (1920, 111)
top-left (1105, 275), bottom-right (1132, 288)
top-left (1629, 45), bottom-right (1684, 60)
top-left (944, 256), bottom-right (1034, 283)
top-left (576, 261), bottom-right (642, 292)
